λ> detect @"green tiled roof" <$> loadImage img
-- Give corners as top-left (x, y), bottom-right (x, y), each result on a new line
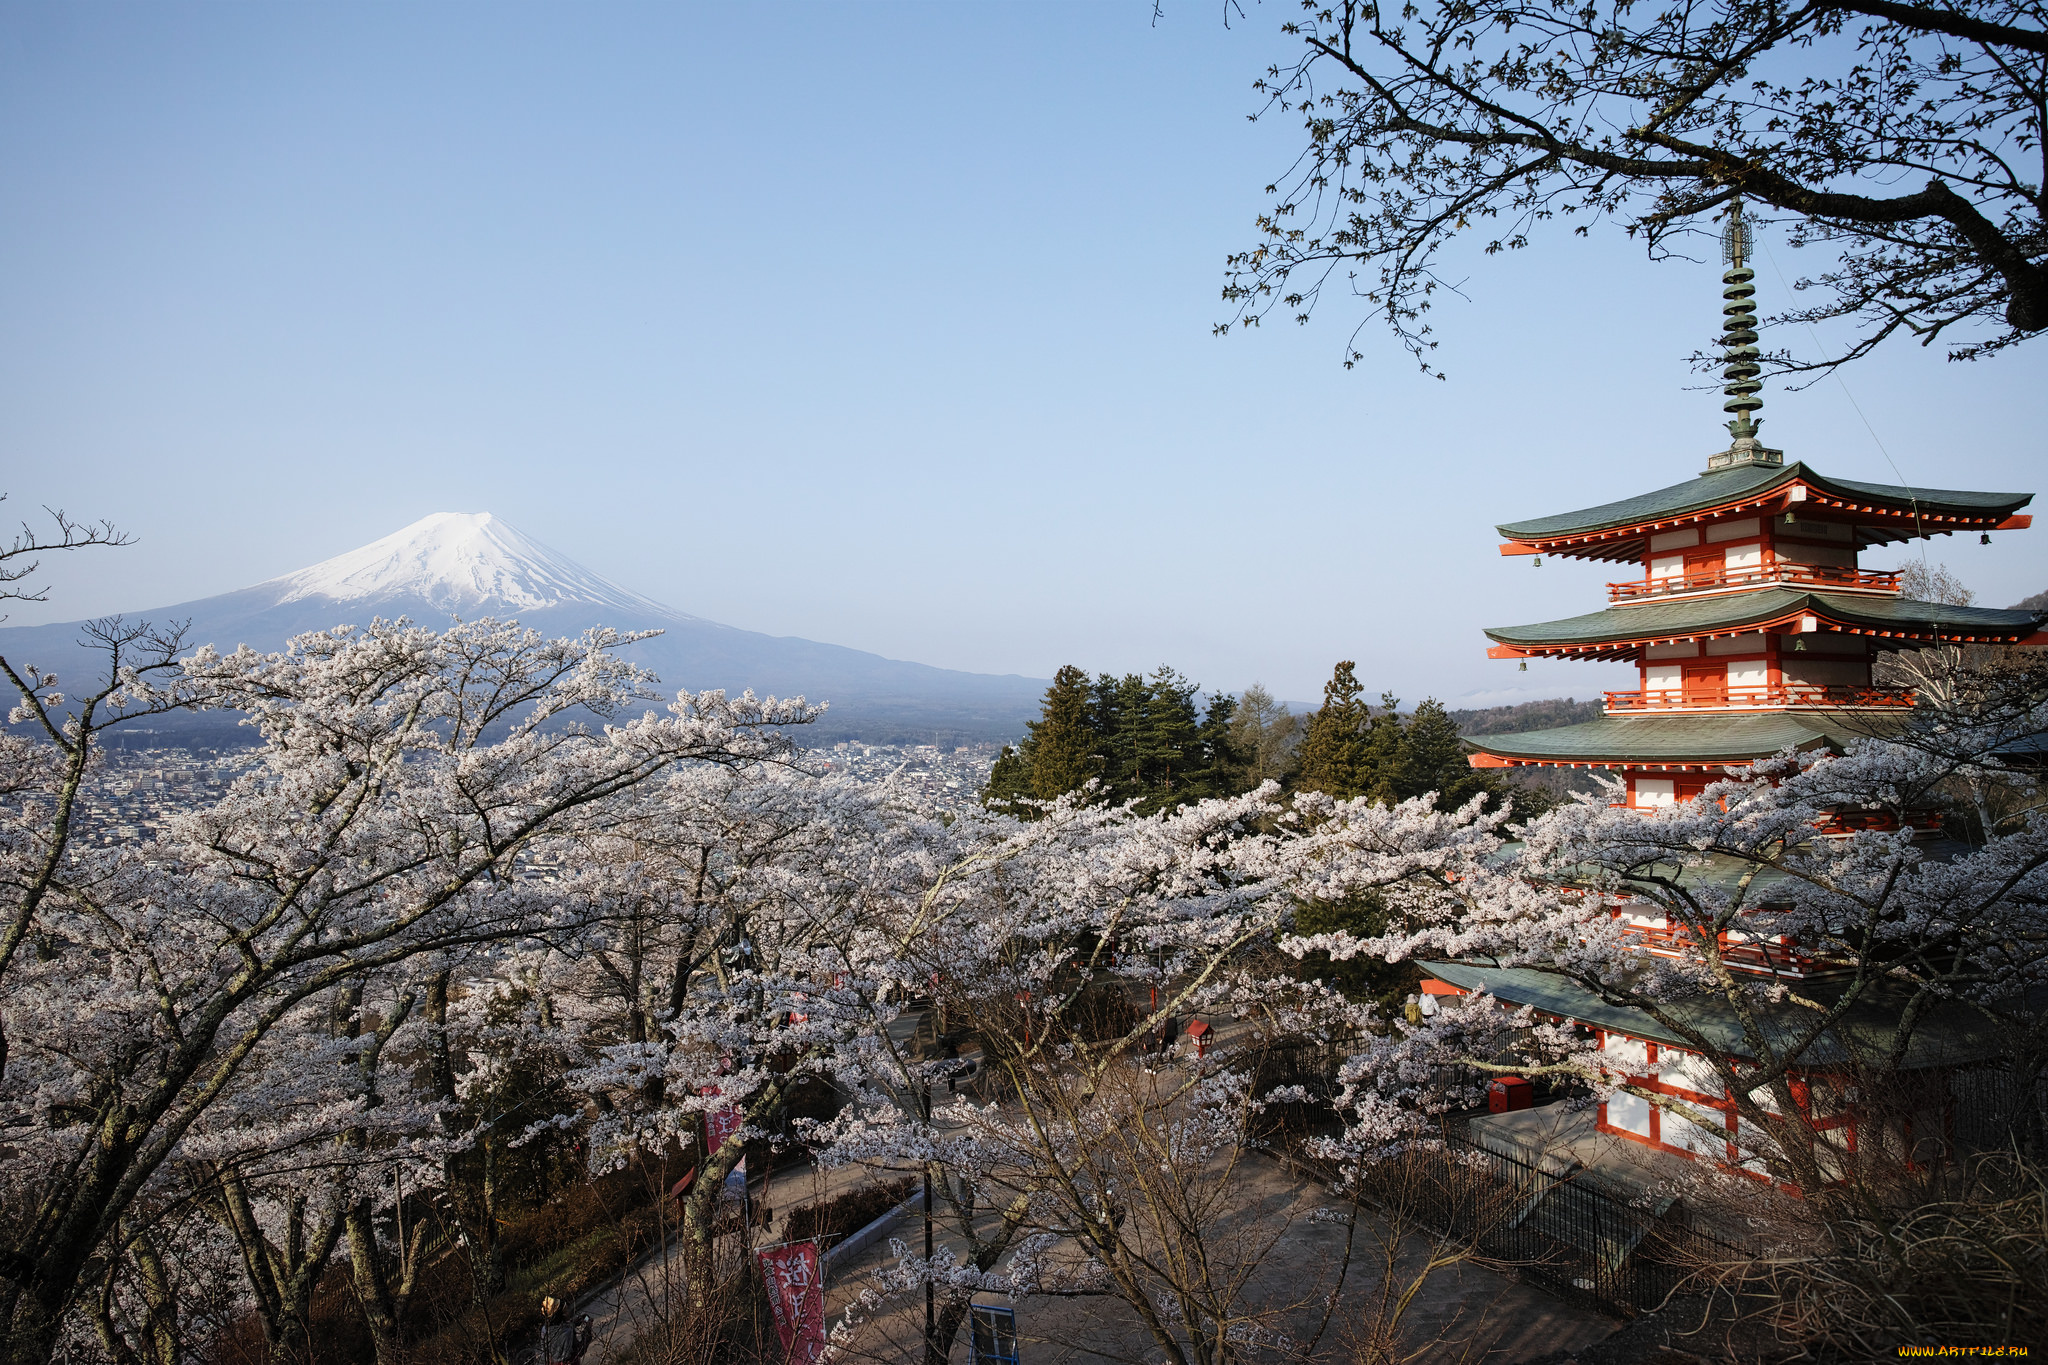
top-left (1484, 836), bottom-right (1980, 905)
top-left (1497, 461), bottom-right (2030, 541)
top-left (1418, 961), bottom-right (2023, 1069)
top-left (1486, 590), bottom-right (2039, 649)
top-left (1468, 711), bottom-right (1884, 764)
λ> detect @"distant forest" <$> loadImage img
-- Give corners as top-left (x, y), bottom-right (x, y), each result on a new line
top-left (981, 661), bottom-right (1588, 819)
top-left (1449, 696), bottom-right (1603, 736)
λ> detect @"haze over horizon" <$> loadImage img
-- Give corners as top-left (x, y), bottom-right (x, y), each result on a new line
top-left (3, 3), bottom-right (2040, 712)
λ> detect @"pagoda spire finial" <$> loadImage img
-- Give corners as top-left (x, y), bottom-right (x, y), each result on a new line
top-left (1703, 199), bottom-right (1783, 473)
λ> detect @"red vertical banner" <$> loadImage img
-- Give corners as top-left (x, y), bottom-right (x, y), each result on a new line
top-left (702, 1087), bottom-right (745, 1153)
top-left (706, 1105), bottom-right (744, 1151)
top-left (758, 1240), bottom-right (825, 1364)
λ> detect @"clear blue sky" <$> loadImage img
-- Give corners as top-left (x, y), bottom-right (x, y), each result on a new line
top-left (3, 2), bottom-right (2039, 710)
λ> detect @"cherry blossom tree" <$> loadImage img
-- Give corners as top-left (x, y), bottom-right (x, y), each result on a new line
top-left (176, 969), bottom-right (445, 1365)
top-left (805, 784), bottom-right (1514, 1365)
top-left (0, 616), bottom-right (813, 1364)
top-left (0, 498), bottom-right (131, 621)
top-left (1295, 717), bottom-right (2048, 1204)
top-left (552, 761), bottom-right (979, 1306)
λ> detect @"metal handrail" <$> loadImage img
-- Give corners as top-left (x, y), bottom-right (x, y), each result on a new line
top-left (1609, 564), bottom-right (1901, 602)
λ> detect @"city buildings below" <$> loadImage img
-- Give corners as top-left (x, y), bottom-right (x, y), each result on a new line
top-left (814, 741), bottom-right (998, 809)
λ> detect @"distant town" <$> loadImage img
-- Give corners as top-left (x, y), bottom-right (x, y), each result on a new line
top-left (77, 740), bottom-right (1005, 847)
top-left (814, 741), bottom-right (999, 806)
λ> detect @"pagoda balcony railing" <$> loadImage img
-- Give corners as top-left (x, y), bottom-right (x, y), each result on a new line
top-left (1608, 563), bottom-right (1902, 603)
top-left (1604, 683), bottom-right (1916, 713)
top-left (1622, 921), bottom-right (1837, 978)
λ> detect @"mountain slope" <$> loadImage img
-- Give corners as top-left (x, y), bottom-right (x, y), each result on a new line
top-left (0, 513), bottom-right (1045, 745)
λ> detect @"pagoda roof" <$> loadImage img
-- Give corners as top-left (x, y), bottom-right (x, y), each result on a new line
top-left (1496, 462), bottom-right (2032, 563)
top-left (1485, 589), bottom-right (2041, 659)
top-left (1418, 961), bottom-right (2026, 1069)
top-left (1466, 710), bottom-right (1884, 767)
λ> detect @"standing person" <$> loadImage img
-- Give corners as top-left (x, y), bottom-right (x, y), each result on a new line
top-left (538, 1296), bottom-right (579, 1365)
top-left (571, 1313), bottom-right (594, 1362)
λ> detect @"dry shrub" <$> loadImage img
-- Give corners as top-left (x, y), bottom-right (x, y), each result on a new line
top-left (208, 1160), bottom-right (677, 1363)
top-left (781, 1177), bottom-right (914, 1245)
top-left (601, 1255), bottom-right (779, 1365)
top-left (1683, 1150), bottom-right (2045, 1359)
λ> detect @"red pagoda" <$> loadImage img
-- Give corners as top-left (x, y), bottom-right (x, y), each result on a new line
top-left (1423, 204), bottom-right (2044, 1174)
top-left (1467, 206), bottom-right (2040, 811)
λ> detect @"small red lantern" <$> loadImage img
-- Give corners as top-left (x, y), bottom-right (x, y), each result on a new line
top-left (1488, 1076), bottom-right (1535, 1113)
top-left (1186, 1019), bottom-right (1211, 1059)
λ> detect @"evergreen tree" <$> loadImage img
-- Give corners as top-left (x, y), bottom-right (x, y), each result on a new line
top-left (1190, 692), bottom-right (1246, 801)
top-left (1132, 665), bottom-right (1202, 813)
top-left (1103, 672), bottom-right (1151, 802)
top-left (1363, 691), bottom-right (1406, 805)
top-left (983, 742), bottom-right (1034, 809)
top-left (1291, 892), bottom-right (1423, 1011)
top-left (1294, 662), bottom-right (1375, 799)
top-left (1390, 697), bottom-right (1496, 809)
top-left (1029, 665), bottom-right (1101, 800)
top-left (980, 663), bottom-right (1257, 814)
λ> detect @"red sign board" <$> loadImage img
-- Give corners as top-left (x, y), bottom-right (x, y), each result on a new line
top-left (758, 1240), bottom-right (826, 1364)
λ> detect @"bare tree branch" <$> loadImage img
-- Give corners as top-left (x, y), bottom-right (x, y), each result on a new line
top-left (0, 494), bottom-right (133, 620)
top-left (1221, 0), bottom-right (2048, 377)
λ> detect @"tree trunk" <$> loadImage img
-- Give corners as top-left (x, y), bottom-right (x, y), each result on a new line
top-left (345, 1201), bottom-right (406, 1365)
top-left (2004, 262), bottom-right (2048, 332)
top-left (923, 1168), bottom-right (937, 1365)
top-left (930, 1298), bottom-right (973, 1365)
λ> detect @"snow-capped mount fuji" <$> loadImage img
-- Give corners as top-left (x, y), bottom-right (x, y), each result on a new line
top-left (0, 513), bottom-right (1046, 745)
top-left (264, 512), bottom-right (674, 616)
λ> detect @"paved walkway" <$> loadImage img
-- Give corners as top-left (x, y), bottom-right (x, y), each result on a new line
top-left (820, 1150), bottom-right (1614, 1365)
top-left (573, 1156), bottom-right (878, 1365)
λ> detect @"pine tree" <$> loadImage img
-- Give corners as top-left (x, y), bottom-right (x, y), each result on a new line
top-left (1191, 692), bottom-right (1246, 801)
top-left (1294, 662), bottom-right (1375, 799)
top-left (1292, 676), bottom-right (1426, 1005)
top-left (1364, 691), bottom-right (1406, 805)
top-left (1389, 697), bottom-right (1496, 809)
top-left (983, 742), bottom-right (1034, 809)
top-left (1028, 665), bottom-right (1102, 801)
top-left (982, 662), bottom-right (1262, 814)
top-left (1102, 672), bottom-right (1151, 802)
top-left (1291, 893), bottom-right (1422, 1011)
top-left (1132, 665), bottom-right (1202, 813)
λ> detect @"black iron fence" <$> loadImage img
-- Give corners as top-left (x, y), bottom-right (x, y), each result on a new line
top-left (1952, 1061), bottom-right (2048, 1155)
